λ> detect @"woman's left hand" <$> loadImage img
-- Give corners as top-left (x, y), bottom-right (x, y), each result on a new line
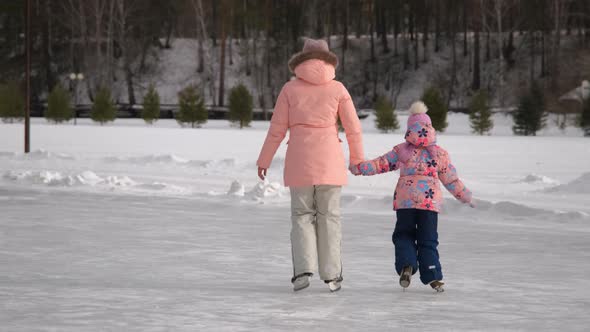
top-left (258, 167), bottom-right (267, 181)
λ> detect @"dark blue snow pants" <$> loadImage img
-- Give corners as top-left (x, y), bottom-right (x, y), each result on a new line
top-left (392, 209), bottom-right (443, 285)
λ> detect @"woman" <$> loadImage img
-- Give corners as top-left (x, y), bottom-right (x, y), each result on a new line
top-left (256, 38), bottom-right (364, 292)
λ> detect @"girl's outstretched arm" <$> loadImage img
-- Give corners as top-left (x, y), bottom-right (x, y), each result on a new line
top-left (438, 149), bottom-right (472, 204)
top-left (349, 147), bottom-right (400, 176)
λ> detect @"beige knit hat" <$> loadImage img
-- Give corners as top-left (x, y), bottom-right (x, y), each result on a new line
top-left (287, 38), bottom-right (338, 72)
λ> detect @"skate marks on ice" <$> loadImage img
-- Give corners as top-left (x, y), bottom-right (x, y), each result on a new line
top-left (2, 188), bottom-right (590, 331)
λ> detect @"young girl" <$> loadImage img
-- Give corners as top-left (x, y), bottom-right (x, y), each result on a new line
top-left (349, 101), bottom-right (473, 292)
top-left (256, 38), bottom-right (364, 292)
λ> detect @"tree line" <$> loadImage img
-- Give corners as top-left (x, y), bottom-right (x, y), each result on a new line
top-left (1, 0), bottom-right (590, 135)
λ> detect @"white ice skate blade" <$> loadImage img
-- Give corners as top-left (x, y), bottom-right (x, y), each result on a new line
top-left (433, 286), bottom-right (445, 293)
top-left (399, 269), bottom-right (412, 288)
top-left (328, 281), bottom-right (341, 292)
top-left (429, 280), bottom-right (445, 293)
top-left (293, 275), bottom-right (310, 292)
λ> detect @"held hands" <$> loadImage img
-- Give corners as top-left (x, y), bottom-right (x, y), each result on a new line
top-left (348, 164), bottom-right (361, 176)
top-left (257, 167), bottom-right (267, 181)
top-left (261, 165), bottom-right (361, 180)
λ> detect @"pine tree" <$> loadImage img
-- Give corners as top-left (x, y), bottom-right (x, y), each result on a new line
top-left (374, 95), bottom-right (399, 133)
top-left (468, 90), bottom-right (493, 135)
top-left (142, 84), bottom-right (160, 124)
top-left (46, 85), bottom-right (73, 123)
top-left (0, 81), bottom-right (24, 123)
top-left (421, 86), bottom-right (448, 132)
top-left (513, 94), bottom-right (534, 136)
top-left (228, 84), bottom-right (253, 129)
top-left (176, 85), bottom-right (207, 128)
top-left (513, 82), bottom-right (547, 136)
top-left (580, 96), bottom-right (590, 137)
top-left (91, 87), bottom-right (117, 125)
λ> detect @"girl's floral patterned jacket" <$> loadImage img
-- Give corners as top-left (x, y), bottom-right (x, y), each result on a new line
top-left (350, 120), bottom-right (472, 213)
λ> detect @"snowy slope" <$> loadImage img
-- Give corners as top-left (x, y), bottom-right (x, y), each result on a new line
top-left (1, 117), bottom-right (589, 331)
top-left (98, 35), bottom-right (589, 110)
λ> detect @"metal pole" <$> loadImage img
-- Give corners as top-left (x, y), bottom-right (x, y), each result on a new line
top-left (24, 0), bottom-right (31, 153)
top-left (74, 79), bottom-right (77, 126)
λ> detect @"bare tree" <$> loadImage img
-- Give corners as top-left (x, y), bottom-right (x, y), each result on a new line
top-left (218, 0), bottom-right (228, 106)
top-left (482, 0), bottom-right (516, 107)
top-left (190, 0), bottom-right (208, 74)
top-left (550, 0), bottom-right (571, 90)
top-left (92, 0), bottom-right (107, 89)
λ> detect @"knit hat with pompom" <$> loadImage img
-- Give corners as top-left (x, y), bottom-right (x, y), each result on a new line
top-left (407, 101), bottom-right (431, 128)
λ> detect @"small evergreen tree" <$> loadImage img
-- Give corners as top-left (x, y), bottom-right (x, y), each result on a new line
top-left (0, 81), bottom-right (25, 123)
top-left (46, 84), bottom-right (73, 123)
top-left (421, 86), bottom-right (448, 132)
top-left (142, 84), bottom-right (160, 124)
top-left (228, 84), bottom-right (253, 128)
top-left (468, 90), bottom-right (493, 135)
top-left (512, 82), bottom-right (547, 136)
top-left (176, 85), bottom-right (207, 128)
top-left (91, 87), bottom-right (117, 125)
top-left (580, 96), bottom-right (590, 137)
top-left (374, 95), bottom-right (399, 133)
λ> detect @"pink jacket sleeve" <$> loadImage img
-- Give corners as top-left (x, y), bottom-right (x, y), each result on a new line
top-left (438, 150), bottom-right (472, 204)
top-left (338, 87), bottom-right (364, 165)
top-left (350, 146), bottom-right (400, 176)
top-left (256, 87), bottom-right (289, 169)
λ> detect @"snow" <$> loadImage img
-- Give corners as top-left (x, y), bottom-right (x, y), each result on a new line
top-left (88, 35), bottom-right (586, 110)
top-left (519, 174), bottom-right (559, 185)
top-left (545, 173), bottom-right (590, 195)
top-left (1, 116), bottom-right (590, 331)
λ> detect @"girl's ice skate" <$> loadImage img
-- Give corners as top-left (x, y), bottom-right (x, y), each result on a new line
top-left (430, 280), bottom-right (445, 293)
top-left (399, 266), bottom-right (413, 289)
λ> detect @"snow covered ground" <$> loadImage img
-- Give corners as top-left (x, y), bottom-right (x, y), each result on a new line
top-left (1, 114), bottom-right (589, 331)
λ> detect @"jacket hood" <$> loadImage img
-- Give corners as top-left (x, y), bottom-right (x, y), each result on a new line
top-left (404, 120), bottom-right (437, 147)
top-left (288, 48), bottom-right (338, 72)
top-left (293, 59), bottom-right (335, 85)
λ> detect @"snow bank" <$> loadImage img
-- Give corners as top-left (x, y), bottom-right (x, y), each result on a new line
top-left (208, 180), bottom-right (288, 203)
top-left (104, 153), bottom-right (239, 170)
top-left (196, 158), bottom-right (238, 169)
top-left (546, 173), bottom-right (590, 194)
top-left (0, 149), bottom-right (75, 160)
top-left (519, 174), bottom-right (559, 185)
top-left (227, 180), bottom-right (246, 196)
top-left (3, 170), bottom-right (103, 186)
top-left (344, 194), bottom-right (587, 220)
top-left (2, 170), bottom-right (190, 195)
top-left (442, 197), bottom-right (588, 220)
top-left (246, 181), bottom-right (287, 201)
top-left (104, 154), bottom-right (189, 165)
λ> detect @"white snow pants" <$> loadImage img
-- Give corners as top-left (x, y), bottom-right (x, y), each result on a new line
top-left (290, 185), bottom-right (342, 282)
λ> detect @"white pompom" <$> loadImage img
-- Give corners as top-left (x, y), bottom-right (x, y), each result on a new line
top-left (409, 101), bottom-right (428, 114)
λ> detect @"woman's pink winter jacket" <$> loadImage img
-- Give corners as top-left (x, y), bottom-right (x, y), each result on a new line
top-left (257, 59), bottom-right (364, 187)
top-left (350, 121), bottom-right (472, 213)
